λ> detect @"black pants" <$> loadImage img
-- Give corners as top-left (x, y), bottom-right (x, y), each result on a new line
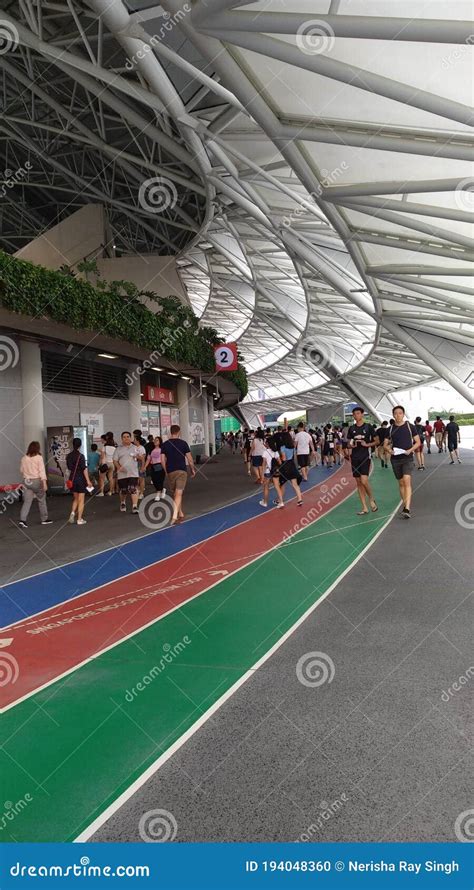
top-left (150, 464), bottom-right (166, 492)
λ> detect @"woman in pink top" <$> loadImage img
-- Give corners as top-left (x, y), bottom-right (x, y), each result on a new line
top-left (19, 442), bottom-right (52, 528)
top-left (145, 436), bottom-right (166, 502)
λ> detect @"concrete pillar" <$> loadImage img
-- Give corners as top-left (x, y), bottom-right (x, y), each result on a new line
top-left (127, 368), bottom-right (142, 432)
top-left (208, 394), bottom-right (216, 454)
top-left (177, 379), bottom-right (191, 441)
top-left (19, 340), bottom-right (44, 448)
top-left (202, 390), bottom-right (210, 456)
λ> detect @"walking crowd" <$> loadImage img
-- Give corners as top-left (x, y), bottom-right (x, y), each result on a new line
top-left (17, 411), bottom-right (463, 528)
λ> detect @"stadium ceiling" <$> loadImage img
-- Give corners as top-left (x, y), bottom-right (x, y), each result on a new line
top-left (0, 0), bottom-right (473, 416)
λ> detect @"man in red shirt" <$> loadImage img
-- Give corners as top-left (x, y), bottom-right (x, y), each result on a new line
top-left (433, 416), bottom-right (445, 453)
top-left (424, 420), bottom-right (433, 454)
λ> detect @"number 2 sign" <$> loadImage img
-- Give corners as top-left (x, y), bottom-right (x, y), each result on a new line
top-left (214, 343), bottom-right (238, 371)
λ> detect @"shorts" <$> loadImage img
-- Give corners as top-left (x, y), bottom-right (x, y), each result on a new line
top-left (278, 459), bottom-right (301, 484)
top-left (351, 456), bottom-right (371, 478)
top-left (167, 470), bottom-right (188, 494)
top-left (297, 454), bottom-right (309, 468)
top-left (391, 456), bottom-right (414, 480)
top-left (252, 456), bottom-right (263, 467)
top-left (118, 476), bottom-right (139, 493)
top-left (71, 479), bottom-right (87, 494)
top-left (447, 439), bottom-right (458, 452)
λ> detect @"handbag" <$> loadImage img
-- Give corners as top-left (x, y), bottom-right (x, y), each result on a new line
top-left (66, 455), bottom-right (81, 490)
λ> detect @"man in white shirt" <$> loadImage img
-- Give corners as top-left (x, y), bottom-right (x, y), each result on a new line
top-left (294, 422), bottom-right (315, 481)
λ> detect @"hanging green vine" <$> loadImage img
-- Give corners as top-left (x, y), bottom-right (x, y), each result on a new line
top-left (0, 251), bottom-right (248, 399)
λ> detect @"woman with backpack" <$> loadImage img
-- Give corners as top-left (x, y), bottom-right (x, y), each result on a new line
top-left (259, 437), bottom-right (283, 508)
top-left (275, 431), bottom-right (303, 507)
top-left (66, 438), bottom-right (93, 525)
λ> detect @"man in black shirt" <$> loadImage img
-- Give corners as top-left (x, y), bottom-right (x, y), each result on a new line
top-left (374, 420), bottom-right (390, 468)
top-left (347, 407), bottom-right (378, 515)
top-left (446, 415), bottom-right (461, 464)
top-left (384, 406), bottom-right (420, 519)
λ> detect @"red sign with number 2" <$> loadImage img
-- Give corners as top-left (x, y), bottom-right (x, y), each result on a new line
top-left (214, 343), bottom-right (238, 371)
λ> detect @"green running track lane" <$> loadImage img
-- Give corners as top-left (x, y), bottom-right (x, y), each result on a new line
top-left (0, 468), bottom-right (399, 842)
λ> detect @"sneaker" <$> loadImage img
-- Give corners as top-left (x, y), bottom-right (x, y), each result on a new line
top-left (77, 519), bottom-right (87, 525)
top-left (96, 491), bottom-right (104, 497)
top-left (458, 459), bottom-right (462, 464)
top-left (18, 520), bottom-right (28, 528)
top-left (68, 513), bottom-right (75, 524)
top-left (107, 491), bottom-right (113, 496)
top-left (297, 500), bottom-right (303, 506)
top-left (259, 500), bottom-right (268, 508)
top-left (41, 519), bottom-right (53, 525)
top-left (132, 507), bottom-right (139, 514)
top-left (154, 494), bottom-right (161, 501)
top-left (450, 460), bottom-right (454, 465)
top-left (400, 508), bottom-right (411, 519)
top-left (161, 488), bottom-right (166, 498)
top-left (276, 502), bottom-right (285, 509)
top-left (120, 503), bottom-right (126, 512)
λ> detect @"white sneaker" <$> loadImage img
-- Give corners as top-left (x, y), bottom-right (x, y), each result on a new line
top-left (154, 494), bottom-right (161, 501)
top-left (259, 500), bottom-right (268, 508)
top-left (107, 491), bottom-right (113, 496)
top-left (161, 488), bottom-right (166, 499)
top-left (77, 519), bottom-right (87, 525)
top-left (276, 503), bottom-right (285, 509)
top-left (68, 513), bottom-right (75, 523)
top-left (96, 492), bottom-right (104, 497)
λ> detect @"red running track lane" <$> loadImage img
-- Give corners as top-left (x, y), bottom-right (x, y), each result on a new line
top-left (1, 467), bottom-right (353, 710)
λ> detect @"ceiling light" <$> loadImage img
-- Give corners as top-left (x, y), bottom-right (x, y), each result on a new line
top-left (98, 353), bottom-right (117, 359)
top-left (151, 366), bottom-right (164, 371)
top-left (181, 375), bottom-right (191, 381)
top-left (167, 372), bottom-right (179, 376)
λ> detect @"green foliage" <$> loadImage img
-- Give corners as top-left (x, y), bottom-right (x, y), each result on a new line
top-left (0, 251), bottom-right (248, 399)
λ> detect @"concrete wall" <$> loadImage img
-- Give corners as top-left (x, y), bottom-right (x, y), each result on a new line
top-left (42, 393), bottom-right (130, 441)
top-left (0, 357), bottom-right (24, 482)
top-left (96, 256), bottom-right (186, 305)
top-left (14, 205), bottom-right (106, 270)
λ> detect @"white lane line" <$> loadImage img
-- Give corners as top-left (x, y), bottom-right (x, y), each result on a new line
top-left (74, 495), bottom-right (399, 842)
